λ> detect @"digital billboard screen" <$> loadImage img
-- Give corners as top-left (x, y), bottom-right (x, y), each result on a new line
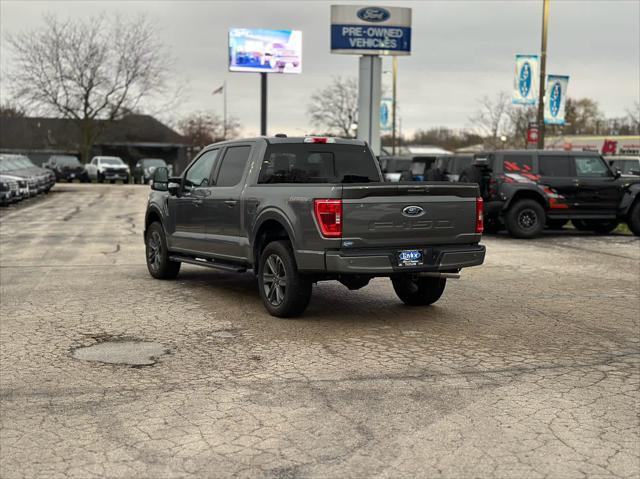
top-left (229, 28), bottom-right (302, 74)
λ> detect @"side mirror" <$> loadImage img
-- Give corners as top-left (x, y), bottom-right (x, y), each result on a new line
top-left (614, 169), bottom-right (622, 179)
top-left (167, 176), bottom-right (182, 196)
top-left (151, 167), bottom-right (169, 191)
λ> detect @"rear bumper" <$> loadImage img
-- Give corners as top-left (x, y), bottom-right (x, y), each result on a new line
top-left (300, 244), bottom-right (486, 275)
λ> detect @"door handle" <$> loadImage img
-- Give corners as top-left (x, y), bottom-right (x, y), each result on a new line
top-left (224, 200), bottom-right (237, 207)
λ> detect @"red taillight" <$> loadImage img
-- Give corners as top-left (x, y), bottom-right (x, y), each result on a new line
top-left (475, 197), bottom-right (484, 234)
top-left (314, 199), bottom-right (342, 238)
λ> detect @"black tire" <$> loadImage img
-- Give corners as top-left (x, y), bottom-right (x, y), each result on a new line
top-left (627, 201), bottom-right (640, 236)
top-left (546, 219), bottom-right (567, 230)
top-left (145, 222), bottom-right (181, 279)
top-left (505, 199), bottom-right (546, 239)
top-left (258, 240), bottom-right (312, 318)
top-left (391, 275), bottom-right (447, 306)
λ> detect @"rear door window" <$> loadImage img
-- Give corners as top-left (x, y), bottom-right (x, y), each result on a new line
top-left (215, 146), bottom-right (252, 187)
top-left (573, 156), bottom-right (611, 178)
top-left (539, 155), bottom-right (572, 177)
top-left (258, 144), bottom-right (380, 184)
top-left (503, 154), bottom-right (534, 173)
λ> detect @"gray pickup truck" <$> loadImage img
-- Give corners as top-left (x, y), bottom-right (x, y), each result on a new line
top-left (144, 136), bottom-right (486, 317)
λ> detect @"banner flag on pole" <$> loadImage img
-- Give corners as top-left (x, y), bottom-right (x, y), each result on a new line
top-left (512, 54), bottom-right (539, 105)
top-left (544, 74), bottom-right (570, 125)
top-left (380, 98), bottom-right (393, 131)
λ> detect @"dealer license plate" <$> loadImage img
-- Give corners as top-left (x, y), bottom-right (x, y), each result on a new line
top-left (397, 250), bottom-right (423, 267)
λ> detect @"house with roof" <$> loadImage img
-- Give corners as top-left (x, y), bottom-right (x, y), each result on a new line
top-left (0, 114), bottom-right (192, 173)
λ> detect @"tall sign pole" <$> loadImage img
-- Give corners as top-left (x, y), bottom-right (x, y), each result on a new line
top-left (392, 56), bottom-right (398, 156)
top-left (260, 73), bottom-right (267, 136)
top-left (536, 0), bottom-right (550, 149)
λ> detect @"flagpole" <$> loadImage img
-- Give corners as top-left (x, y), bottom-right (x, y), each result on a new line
top-left (223, 80), bottom-right (228, 140)
top-left (536, 0), bottom-right (550, 149)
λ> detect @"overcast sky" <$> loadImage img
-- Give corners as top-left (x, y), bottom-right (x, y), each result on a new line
top-left (1, 0), bottom-right (639, 136)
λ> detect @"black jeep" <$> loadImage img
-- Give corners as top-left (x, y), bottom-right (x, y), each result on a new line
top-left (459, 150), bottom-right (640, 238)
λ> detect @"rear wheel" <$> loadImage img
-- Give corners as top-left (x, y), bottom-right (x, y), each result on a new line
top-left (391, 275), bottom-right (447, 306)
top-left (627, 201), bottom-right (640, 236)
top-left (145, 222), bottom-right (181, 279)
top-left (258, 240), bottom-right (312, 318)
top-left (505, 199), bottom-right (546, 239)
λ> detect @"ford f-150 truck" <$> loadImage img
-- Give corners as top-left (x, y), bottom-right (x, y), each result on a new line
top-left (144, 137), bottom-right (486, 317)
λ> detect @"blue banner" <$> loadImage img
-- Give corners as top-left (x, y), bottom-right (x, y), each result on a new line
top-left (331, 24), bottom-right (411, 53)
top-left (544, 75), bottom-right (570, 125)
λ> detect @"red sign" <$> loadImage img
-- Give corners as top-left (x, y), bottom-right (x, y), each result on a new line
top-left (601, 139), bottom-right (617, 155)
top-left (527, 124), bottom-right (539, 144)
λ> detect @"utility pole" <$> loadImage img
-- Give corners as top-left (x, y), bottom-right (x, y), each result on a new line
top-left (536, 0), bottom-right (550, 149)
top-left (392, 56), bottom-right (398, 156)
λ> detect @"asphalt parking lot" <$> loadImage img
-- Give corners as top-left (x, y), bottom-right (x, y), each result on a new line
top-left (1, 184), bottom-right (639, 478)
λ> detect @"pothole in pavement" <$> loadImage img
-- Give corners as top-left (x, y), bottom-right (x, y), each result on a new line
top-left (72, 341), bottom-right (169, 366)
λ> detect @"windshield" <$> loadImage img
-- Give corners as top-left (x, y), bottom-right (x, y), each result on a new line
top-left (53, 156), bottom-right (81, 166)
top-left (100, 158), bottom-right (124, 165)
top-left (142, 159), bottom-right (166, 167)
top-left (612, 159), bottom-right (640, 174)
top-left (258, 144), bottom-right (381, 184)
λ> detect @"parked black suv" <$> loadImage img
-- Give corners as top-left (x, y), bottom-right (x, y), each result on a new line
top-left (425, 155), bottom-right (474, 182)
top-left (44, 155), bottom-right (90, 182)
top-left (459, 150), bottom-right (640, 238)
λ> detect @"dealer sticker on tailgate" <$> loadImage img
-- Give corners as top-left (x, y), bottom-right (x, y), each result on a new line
top-left (397, 250), bottom-right (423, 267)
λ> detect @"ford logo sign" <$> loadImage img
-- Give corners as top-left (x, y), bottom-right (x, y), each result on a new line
top-left (357, 7), bottom-right (391, 22)
top-left (402, 205), bottom-right (424, 217)
top-left (549, 81), bottom-right (562, 117)
top-left (518, 61), bottom-right (531, 98)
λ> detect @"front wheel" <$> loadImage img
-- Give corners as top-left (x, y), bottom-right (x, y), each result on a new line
top-left (627, 201), bottom-right (640, 236)
top-left (391, 275), bottom-right (447, 306)
top-left (258, 240), bottom-right (312, 318)
top-left (505, 199), bottom-right (546, 239)
top-left (145, 222), bottom-right (181, 279)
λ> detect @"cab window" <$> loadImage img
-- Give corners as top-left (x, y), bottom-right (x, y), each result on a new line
top-left (539, 156), bottom-right (572, 177)
top-left (185, 149), bottom-right (219, 187)
top-left (573, 156), bottom-right (611, 178)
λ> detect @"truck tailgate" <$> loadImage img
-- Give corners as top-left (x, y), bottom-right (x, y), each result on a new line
top-left (341, 183), bottom-right (479, 247)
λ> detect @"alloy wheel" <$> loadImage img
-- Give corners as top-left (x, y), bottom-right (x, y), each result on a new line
top-left (518, 208), bottom-right (538, 230)
top-left (263, 254), bottom-right (287, 306)
top-left (147, 231), bottom-right (162, 272)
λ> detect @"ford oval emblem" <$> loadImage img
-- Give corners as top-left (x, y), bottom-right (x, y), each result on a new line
top-left (402, 205), bottom-right (424, 217)
top-left (357, 7), bottom-right (391, 22)
top-left (549, 81), bottom-right (562, 117)
top-left (518, 61), bottom-right (531, 98)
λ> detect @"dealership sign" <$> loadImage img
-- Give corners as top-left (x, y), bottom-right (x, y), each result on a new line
top-left (330, 5), bottom-right (412, 55)
top-left (544, 74), bottom-right (570, 125)
top-left (512, 54), bottom-right (539, 105)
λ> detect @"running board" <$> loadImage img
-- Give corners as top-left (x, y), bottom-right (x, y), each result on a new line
top-left (169, 255), bottom-right (246, 273)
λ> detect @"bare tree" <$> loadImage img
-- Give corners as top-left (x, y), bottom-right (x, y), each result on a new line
top-left (506, 105), bottom-right (536, 148)
top-left (469, 92), bottom-right (511, 149)
top-left (6, 14), bottom-right (172, 161)
top-left (178, 112), bottom-right (241, 148)
top-left (0, 102), bottom-right (26, 117)
top-left (307, 77), bottom-right (358, 138)
top-left (626, 102), bottom-right (640, 134)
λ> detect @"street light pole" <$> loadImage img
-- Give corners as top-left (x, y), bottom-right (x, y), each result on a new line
top-left (392, 56), bottom-right (398, 156)
top-left (536, 0), bottom-right (550, 149)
